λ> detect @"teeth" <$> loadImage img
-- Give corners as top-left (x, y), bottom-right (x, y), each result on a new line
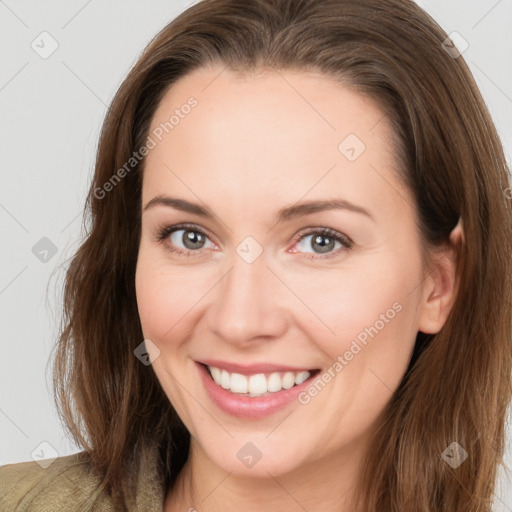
top-left (210, 366), bottom-right (221, 385)
top-left (207, 366), bottom-right (312, 397)
top-left (248, 374), bottom-right (266, 395)
top-left (267, 372), bottom-right (282, 392)
top-left (220, 369), bottom-right (230, 389)
top-left (231, 373), bottom-right (248, 393)
top-left (282, 372), bottom-right (295, 389)
top-left (295, 371), bottom-right (310, 385)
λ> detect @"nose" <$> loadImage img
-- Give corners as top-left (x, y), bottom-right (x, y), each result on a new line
top-left (205, 248), bottom-right (290, 347)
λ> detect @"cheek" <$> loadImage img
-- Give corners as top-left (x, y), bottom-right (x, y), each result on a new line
top-left (290, 254), bottom-right (421, 366)
top-left (135, 250), bottom-right (210, 343)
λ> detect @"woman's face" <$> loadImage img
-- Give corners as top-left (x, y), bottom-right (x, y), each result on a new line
top-left (135, 65), bottom-right (445, 478)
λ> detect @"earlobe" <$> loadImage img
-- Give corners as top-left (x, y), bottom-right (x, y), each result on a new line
top-left (417, 217), bottom-right (464, 334)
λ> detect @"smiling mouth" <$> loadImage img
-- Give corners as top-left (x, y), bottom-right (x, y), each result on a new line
top-left (202, 363), bottom-right (321, 397)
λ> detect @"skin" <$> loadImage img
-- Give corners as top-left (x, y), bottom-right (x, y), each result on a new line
top-left (135, 65), bottom-right (462, 512)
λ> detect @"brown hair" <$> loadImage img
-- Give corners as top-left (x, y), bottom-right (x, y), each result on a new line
top-left (52, 0), bottom-right (512, 510)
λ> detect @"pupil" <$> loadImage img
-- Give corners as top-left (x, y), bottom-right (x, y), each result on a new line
top-left (184, 230), bottom-right (204, 249)
top-left (313, 234), bottom-right (334, 254)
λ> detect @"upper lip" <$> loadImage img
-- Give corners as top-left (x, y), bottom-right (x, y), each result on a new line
top-left (198, 359), bottom-right (317, 375)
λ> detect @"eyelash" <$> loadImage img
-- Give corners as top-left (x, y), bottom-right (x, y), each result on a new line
top-left (154, 222), bottom-right (353, 259)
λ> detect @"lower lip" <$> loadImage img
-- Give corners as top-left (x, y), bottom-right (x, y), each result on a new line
top-left (196, 362), bottom-right (318, 419)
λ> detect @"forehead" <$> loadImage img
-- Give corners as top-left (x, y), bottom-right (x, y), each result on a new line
top-left (142, 65), bottom-right (407, 220)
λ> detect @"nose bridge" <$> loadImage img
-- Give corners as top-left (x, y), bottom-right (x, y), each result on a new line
top-left (206, 243), bottom-right (288, 344)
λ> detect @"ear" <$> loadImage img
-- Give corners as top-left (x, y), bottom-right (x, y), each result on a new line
top-left (417, 217), bottom-right (464, 334)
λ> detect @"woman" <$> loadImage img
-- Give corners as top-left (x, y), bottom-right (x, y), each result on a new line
top-left (1, 0), bottom-right (511, 510)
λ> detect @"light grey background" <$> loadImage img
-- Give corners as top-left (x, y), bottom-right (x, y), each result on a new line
top-left (1, 0), bottom-right (511, 509)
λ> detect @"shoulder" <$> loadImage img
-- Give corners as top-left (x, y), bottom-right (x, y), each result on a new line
top-left (0, 451), bottom-right (116, 511)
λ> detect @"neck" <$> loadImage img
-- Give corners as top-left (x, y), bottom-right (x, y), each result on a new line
top-left (164, 436), bottom-right (368, 512)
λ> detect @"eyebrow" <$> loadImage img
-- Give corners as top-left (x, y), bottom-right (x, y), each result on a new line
top-left (143, 195), bottom-right (374, 223)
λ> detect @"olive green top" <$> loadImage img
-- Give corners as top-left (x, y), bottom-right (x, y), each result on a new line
top-left (0, 441), bottom-right (165, 511)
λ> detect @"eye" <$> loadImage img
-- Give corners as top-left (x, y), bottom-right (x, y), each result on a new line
top-left (155, 223), bottom-right (353, 259)
top-left (156, 223), bottom-right (216, 256)
top-left (291, 228), bottom-right (353, 259)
